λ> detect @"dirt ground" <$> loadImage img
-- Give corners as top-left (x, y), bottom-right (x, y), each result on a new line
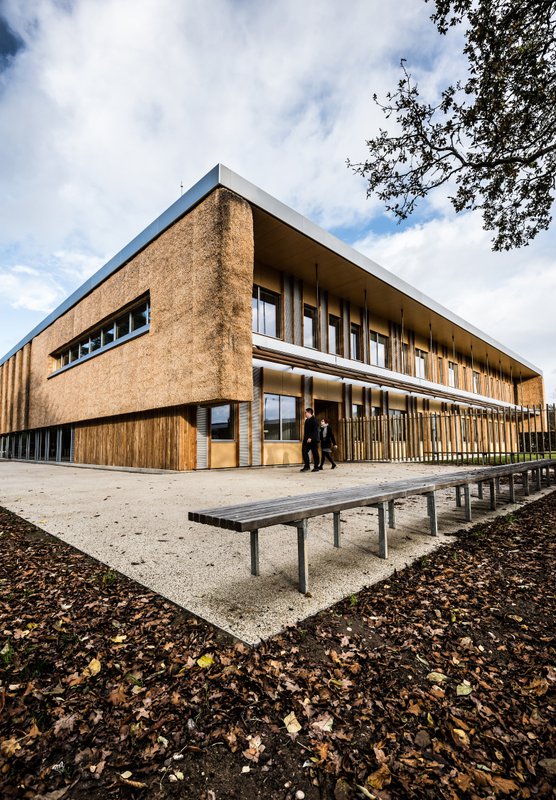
top-left (1, 489), bottom-right (555, 799)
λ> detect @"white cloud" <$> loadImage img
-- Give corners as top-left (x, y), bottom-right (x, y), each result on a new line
top-left (356, 213), bottom-right (556, 399)
top-left (0, 264), bottom-right (66, 312)
top-left (0, 0), bottom-right (555, 403)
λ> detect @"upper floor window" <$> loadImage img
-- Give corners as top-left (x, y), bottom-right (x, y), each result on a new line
top-left (352, 403), bottom-right (363, 418)
top-left (415, 348), bottom-right (427, 379)
top-left (252, 285), bottom-right (280, 338)
top-left (350, 323), bottom-right (361, 361)
top-left (473, 370), bottom-right (481, 394)
top-left (370, 331), bottom-right (388, 368)
top-left (54, 296), bottom-right (150, 372)
top-left (328, 315), bottom-right (341, 355)
top-left (448, 361), bottom-right (458, 388)
top-left (211, 404), bottom-right (235, 441)
top-left (402, 343), bottom-right (409, 374)
top-left (304, 305), bottom-right (318, 348)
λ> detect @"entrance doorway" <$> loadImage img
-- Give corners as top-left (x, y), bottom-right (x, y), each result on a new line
top-left (314, 400), bottom-right (341, 461)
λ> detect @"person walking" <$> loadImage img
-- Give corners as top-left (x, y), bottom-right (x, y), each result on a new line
top-left (300, 407), bottom-right (320, 472)
top-left (319, 418), bottom-right (338, 469)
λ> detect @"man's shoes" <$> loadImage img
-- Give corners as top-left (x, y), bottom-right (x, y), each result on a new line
top-left (331, 464), bottom-right (337, 469)
top-left (300, 467), bottom-right (310, 472)
top-left (312, 468), bottom-right (321, 472)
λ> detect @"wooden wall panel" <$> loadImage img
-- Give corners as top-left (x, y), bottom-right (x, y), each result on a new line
top-left (73, 406), bottom-right (196, 470)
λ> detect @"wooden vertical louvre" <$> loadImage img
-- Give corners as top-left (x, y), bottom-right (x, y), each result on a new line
top-left (73, 406), bottom-right (196, 471)
top-left (339, 405), bottom-right (556, 465)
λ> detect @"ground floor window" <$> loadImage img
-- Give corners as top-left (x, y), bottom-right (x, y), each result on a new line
top-left (0, 426), bottom-right (74, 463)
top-left (263, 394), bottom-right (299, 440)
top-left (211, 404), bottom-right (235, 440)
top-left (389, 409), bottom-right (407, 442)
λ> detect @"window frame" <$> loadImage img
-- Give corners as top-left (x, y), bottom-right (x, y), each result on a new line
top-left (210, 403), bottom-right (236, 441)
top-left (415, 348), bottom-right (427, 379)
top-left (369, 330), bottom-right (388, 368)
top-left (303, 304), bottom-right (318, 349)
top-left (328, 314), bottom-right (341, 355)
top-left (263, 393), bottom-right (300, 441)
top-left (252, 284), bottom-right (281, 338)
top-left (51, 297), bottom-right (150, 377)
top-left (350, 322), bottom-right (362, 361)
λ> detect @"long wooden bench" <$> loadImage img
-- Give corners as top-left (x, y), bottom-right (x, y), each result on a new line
top-left (188, 459), bottom-right (556, 593)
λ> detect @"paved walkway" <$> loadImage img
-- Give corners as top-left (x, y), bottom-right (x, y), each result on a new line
top-left (1, 460), bottom-right (550, 644)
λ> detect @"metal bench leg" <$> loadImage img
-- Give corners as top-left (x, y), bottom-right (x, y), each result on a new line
top-left (464, 484), bottom-right (472, 522)
top-left (522, 470), bottom-right (530, 496)
top-left (427, 491), bottom-right (438, 537)
top-left (535, 468), bottom-right (541, 491)
top-left (250, 530), bottom-right (260, 576)
top-left (377, 502), bottom-right (388, 558)
top-left (489, 479), bottom-right (496, 510)
top-left (495, 477), bottom-right (501, 494)
top-left (477, 481), bottom-right (484, 500)
top-left (333, 512), bottom-right (341, 548)
top-left (297, 520), bottom-right (309, 593)
top-left (509, 473), bottom-right (515, 503)
top-left (388, 500), bottom-right (396, 529)
top-left (455, 485), bottom-right (462, 507)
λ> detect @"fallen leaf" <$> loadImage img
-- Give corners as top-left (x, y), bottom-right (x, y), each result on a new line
top-left (311, 714), bottom-right (334, 732)
top-left (367, 764), bottom-right (391, 790)
top-left (427, 671), bottom-right (448, 683)
top-left (82, 658), bottom-right (101, 677)
top-left (53, 714), bottom-right (78, 736)
top-left (284, 711), bottom-right (302, 734)
top-left (197, 653), bottom-right (214, 668)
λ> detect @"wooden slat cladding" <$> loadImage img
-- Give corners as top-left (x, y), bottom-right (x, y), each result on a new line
top-left (73, 406), bottom-right (196, 470)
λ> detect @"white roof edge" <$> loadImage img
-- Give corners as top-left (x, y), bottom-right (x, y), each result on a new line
top-left (1, 163), bottom-right (543, 376)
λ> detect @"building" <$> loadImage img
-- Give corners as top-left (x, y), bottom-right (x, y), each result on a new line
top-left (0, 165), bottom-right (545, 470)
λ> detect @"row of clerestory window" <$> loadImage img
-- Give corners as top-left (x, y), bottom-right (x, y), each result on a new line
top-left (54, 297), bottom-right (150, 372)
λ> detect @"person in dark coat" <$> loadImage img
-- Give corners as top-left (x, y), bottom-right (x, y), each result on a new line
top-left (319, 418), bottom-right (338, 469)
top-left (301, 407), bottom-right (320, 472)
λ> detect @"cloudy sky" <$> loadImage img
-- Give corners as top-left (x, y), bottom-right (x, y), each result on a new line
top-left (1, 0), bottom-right (555, 400)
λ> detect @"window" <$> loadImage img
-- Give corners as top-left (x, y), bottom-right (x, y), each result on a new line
top-left (90, 333), bottom-right (101, 353)
top-left (263, 394), bottom-right (299, 440)
top-left (370, 331), bottom-right (388, 368)
top-left (211, 404), bottom-right (235, 440)
top-left (252, 285), bottom-right (280, 337)
top-left (401, 343), bottom-right (409, 374)
top-left (102, 324), bottom-right (115, 347)
top-left (328, 315), bottom-right (341, 355)
top-left (116, 314), bottom-right (130, 339)
top-left (389, 409), bottom-right (407, 441)
top-left (350, 323), bottom-right (361, 360)
top-left (54, 297), bottom-right (150, 372)
top-left (448, 361), bottom-right (458, 388)
top-left (473, 370), bottom-right (481, 394)
top-left (304, 305), bottom-right (318, 348)
top-left (415, 348), bottom-right (427, 379)
top-left (352, 403), bottom-right (363, 418)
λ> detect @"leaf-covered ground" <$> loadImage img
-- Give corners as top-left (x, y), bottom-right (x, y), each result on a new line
top-left (1, 491), bottom-right (555, 800)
